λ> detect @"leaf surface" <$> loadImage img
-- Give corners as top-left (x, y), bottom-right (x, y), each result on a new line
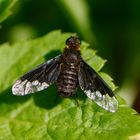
top-left (0, 31), bottom-right (140, 140)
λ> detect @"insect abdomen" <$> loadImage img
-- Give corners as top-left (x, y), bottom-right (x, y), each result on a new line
top-left (57, 64), bottom-right (78, 97)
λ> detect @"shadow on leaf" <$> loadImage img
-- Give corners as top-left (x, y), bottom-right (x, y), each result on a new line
top-left (33, 84), bottom-right (62, 110)
top-left (44, 50), bottom-right (61, 60)
top-left (33, 85), bottom-right (88, 110)
top-left (0, 85), bottom-right (62, 110)
top-left (0, 87), bottom-right (30, 104)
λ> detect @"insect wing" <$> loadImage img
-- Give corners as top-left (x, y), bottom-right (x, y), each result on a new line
top-left (78, 60), bottom-right (118, 112)
top-left (12, 55), bottom-right (61, 96)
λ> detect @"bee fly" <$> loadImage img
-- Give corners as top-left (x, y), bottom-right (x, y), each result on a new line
top-left (12, 36), bottom-right (118, 112)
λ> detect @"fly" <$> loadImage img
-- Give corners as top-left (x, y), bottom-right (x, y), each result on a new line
top-left (12, 36), bottom-right (118, 112)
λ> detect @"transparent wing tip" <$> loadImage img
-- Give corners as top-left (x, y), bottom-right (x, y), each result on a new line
top-left (12, 80), bottom-right (26, 96)
top-left (95, 93), bottom-right (118, 113)
top-left (12, 79), bottom-right (49, 96)
top-left (86, 90), bottom-right (118, 112)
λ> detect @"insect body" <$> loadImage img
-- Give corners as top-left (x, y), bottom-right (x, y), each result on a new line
top-left (12, 36), bottom-right (118, 112)
top-left (57, 38), bottom-right (81, 97)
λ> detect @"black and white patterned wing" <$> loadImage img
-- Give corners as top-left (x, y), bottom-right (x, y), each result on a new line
top-left (78, 60), bottom-right (118, 112)
top-left (12, 55), bottom-right (61, 96)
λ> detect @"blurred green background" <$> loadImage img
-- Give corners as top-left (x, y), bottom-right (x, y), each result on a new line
top-left (0, 0), bottom-right (140, 112)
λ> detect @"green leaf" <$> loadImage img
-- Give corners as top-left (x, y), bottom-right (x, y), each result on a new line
top-left (0, 0), bottom-right (18, 23)
top-left (0, 30), bottom-right (140, 140)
